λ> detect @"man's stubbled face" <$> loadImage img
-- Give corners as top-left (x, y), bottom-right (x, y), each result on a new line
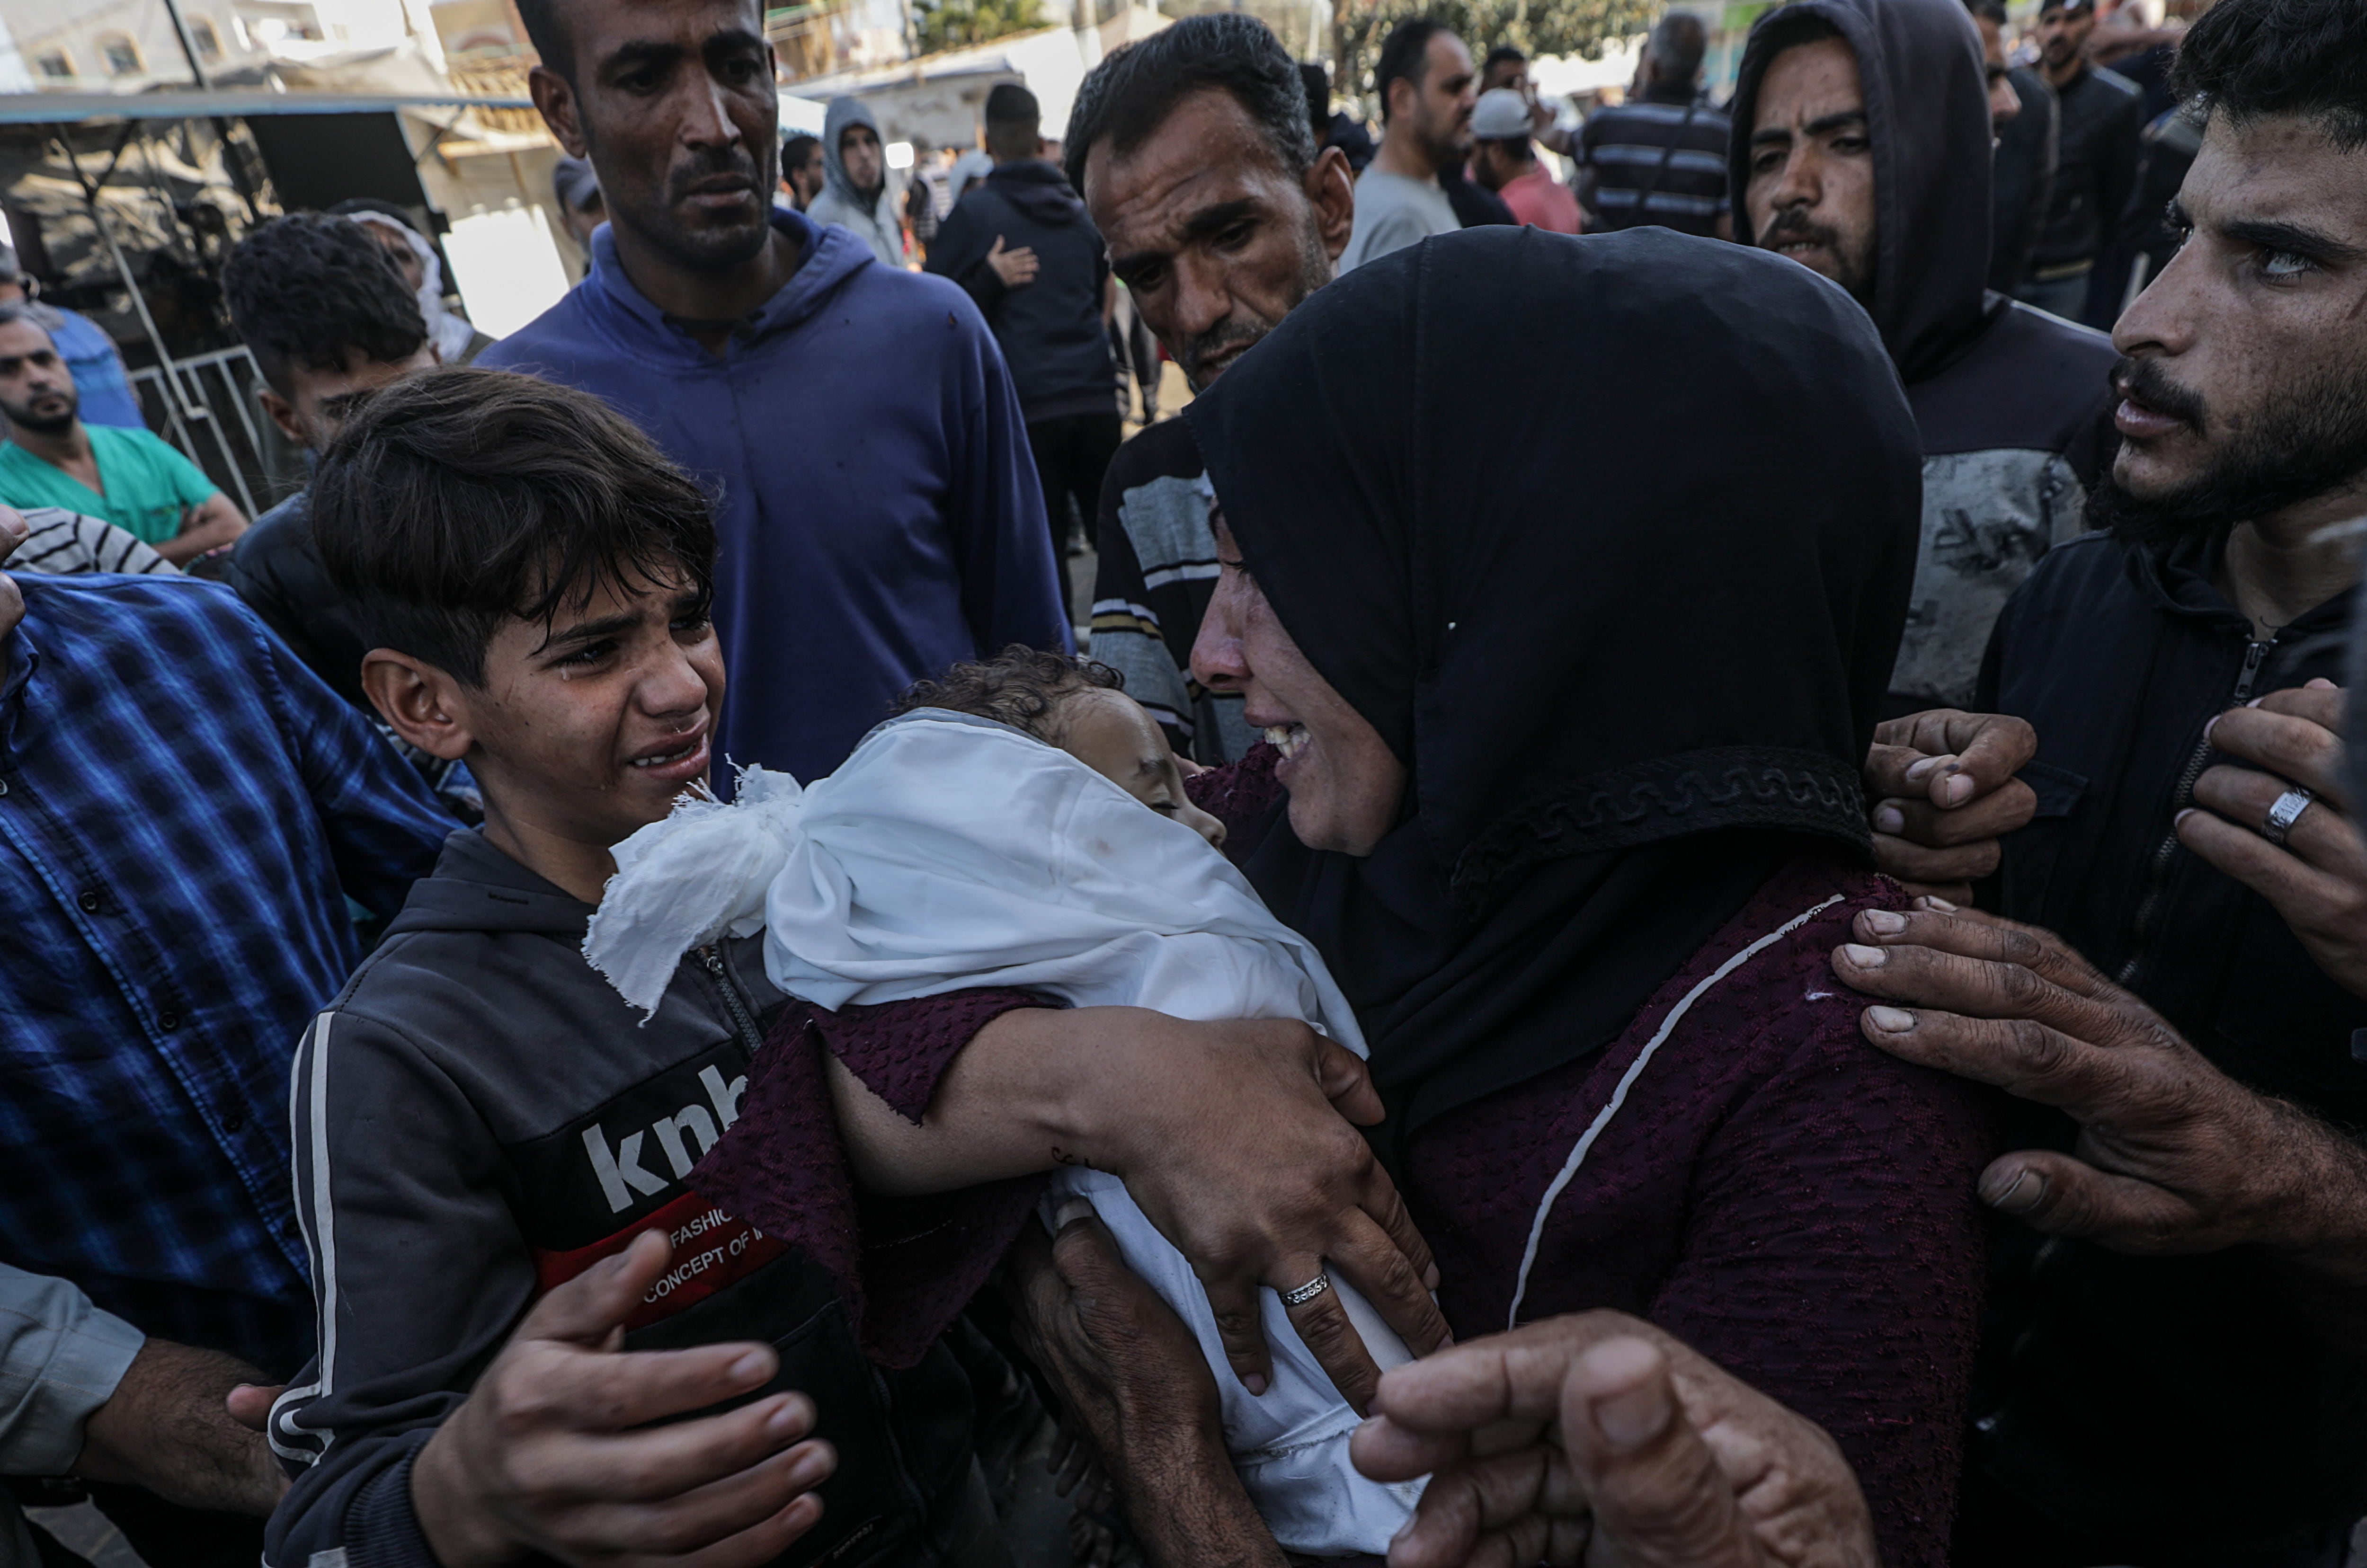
top-left (1745, 37), bottom-right (1878, 307)
top-left (1086, 88), bottom-right (1351, 390)
top-left (0, 319), bottom-right (77, 435)
top-left (2038, 5), bottom-right (2094, 75)
top-left (1398, 32), bottom-right (1478, 174)
top-left (839, 123), bottom-right (884, 198)
top-left (554, 0), bottom-right (781, 273)
top-left (2097, 112), bottom-right (2367, 545)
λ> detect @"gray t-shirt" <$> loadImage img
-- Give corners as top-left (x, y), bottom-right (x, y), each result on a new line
top-left (1340, 168), bottom-right (1460, 273)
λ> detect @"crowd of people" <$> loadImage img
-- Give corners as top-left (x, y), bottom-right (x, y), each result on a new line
top-left (1, 0), bottom-right (2365, 1566)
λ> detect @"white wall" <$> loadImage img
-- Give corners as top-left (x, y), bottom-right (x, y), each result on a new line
top-left (439, 200), bottom-right (571, 337)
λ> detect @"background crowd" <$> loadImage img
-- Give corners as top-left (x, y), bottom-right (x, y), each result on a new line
top-left (1, 0), bottom-right (2366, 1566)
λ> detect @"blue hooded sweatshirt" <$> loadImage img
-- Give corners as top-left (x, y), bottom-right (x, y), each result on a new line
top-left (481, 208), bottom-right (1069, 785)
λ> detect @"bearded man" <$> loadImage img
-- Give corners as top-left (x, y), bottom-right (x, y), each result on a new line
top-left (1862, 0), bottom-right (2367, 1557)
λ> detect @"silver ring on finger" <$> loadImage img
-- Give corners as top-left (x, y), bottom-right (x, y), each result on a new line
top-left (2262, 785), bottom-right (2314, 847)
top-left (1281, 1271), bottom-right (1332, 1308)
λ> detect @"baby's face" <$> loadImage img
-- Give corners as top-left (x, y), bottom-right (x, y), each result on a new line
top-left (1057, 688), bottom-right (1228, 849)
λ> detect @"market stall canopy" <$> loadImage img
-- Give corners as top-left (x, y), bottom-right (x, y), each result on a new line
top-left (0, 89), bottom-right (530, 124)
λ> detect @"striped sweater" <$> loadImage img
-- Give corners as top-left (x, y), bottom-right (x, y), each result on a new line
top-left (9, 506), bottom-right (175, 576)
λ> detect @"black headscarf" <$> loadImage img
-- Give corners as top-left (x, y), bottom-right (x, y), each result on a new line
top-left (1184, 226), bottom-right (1922, 1151)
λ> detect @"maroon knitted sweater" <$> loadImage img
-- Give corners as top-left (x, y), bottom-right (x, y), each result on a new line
top-left (1197, 748), bottom-right (1993, 1568)
top-left (696, 748), bottom-right (1992, 1568)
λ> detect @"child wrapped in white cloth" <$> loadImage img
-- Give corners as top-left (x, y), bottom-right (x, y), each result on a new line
top-left (583, 657), bottom-right (1420, 1557)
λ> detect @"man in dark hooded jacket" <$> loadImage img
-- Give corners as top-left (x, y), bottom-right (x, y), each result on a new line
top-left (1832, 0), bottom-right (2367, 1558)
top-left (1732, 0), bottom-right (2120, 717)
top-left (930, 84), bottom-right (1120, 567)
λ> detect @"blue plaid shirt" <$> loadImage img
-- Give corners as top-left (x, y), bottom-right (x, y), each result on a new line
top-left (0, 575), bottom-right (451, 1372)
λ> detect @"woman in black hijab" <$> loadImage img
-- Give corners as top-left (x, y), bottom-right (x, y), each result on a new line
top-left (1179, 225), bottom-right (1993, 1566)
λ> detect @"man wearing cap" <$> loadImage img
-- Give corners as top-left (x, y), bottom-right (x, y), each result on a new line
top-left (2019, 0), bottom-right (2143, 325)
top-left (1468, 87), bottom-right (1582, 233)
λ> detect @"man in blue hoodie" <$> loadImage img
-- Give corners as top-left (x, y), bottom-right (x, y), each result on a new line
top-left (489, 0), bottom-right (1069, 787)
top-left (928, 83), bottom-right (1121, 565)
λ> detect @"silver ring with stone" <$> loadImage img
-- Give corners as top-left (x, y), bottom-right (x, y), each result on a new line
top-left (2262, 786), bottom-right (2314, 847)
top-left (1281, 1271), bottom-right (1332, 1308)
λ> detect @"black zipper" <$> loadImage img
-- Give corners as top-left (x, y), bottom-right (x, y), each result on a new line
top-left (700, 944), bottom-right (766, 1055)
top-left (2116, 636), bottom-right (2273, 988)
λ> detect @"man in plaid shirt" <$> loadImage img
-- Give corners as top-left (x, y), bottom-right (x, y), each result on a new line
top-left (0, 504), bottom-right (450, 1554)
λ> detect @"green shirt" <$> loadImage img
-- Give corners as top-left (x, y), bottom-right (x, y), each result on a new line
top-left (0, 425), bottom-right (219, 545)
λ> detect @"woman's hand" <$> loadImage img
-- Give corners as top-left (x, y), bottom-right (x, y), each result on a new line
top-left (828, 1006), bottom-right (1449, 1415)
top-left (1005, 1201), bottom-right (1288, 1568)
top-left (1088, 1015), bottom-right (1451, 1413)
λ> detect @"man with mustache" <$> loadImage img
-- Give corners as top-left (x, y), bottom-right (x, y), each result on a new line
top-left (1734, 0), bottom-right (2119, 719)
top-left (1066, 14), bottom-right (1354, 760)
top-left (481, 0), bottom-right (1069, 787)
top-left (1848, 0), bottom-right (2367, 1557)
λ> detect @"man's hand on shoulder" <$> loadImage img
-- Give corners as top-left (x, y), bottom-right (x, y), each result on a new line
top-left (985, 236), bottom-right (1040, 289)
top-left (1862, 709), bottom-right (2039, 904)
top-left (2176, 680), bottom-right (2367, 999)
top-left (1353, 1311), bottom-right (1878, 1568)
top-left (410, 1230), bottom-right (836, 1568)
top-left (1832, 906), bottom-right (2367, 1280)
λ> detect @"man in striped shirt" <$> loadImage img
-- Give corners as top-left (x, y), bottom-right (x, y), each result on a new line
top-left (8, 505), bottom-right (174, 576)
top-left (1577, 13), bottom-right (1734, 238)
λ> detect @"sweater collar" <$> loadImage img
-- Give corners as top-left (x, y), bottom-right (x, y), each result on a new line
top-left (585, 208), bottom-right (863, 351)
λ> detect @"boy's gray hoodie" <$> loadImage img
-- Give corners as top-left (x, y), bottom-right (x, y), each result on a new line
top-left (264, 830), bottom-right (988, 1568)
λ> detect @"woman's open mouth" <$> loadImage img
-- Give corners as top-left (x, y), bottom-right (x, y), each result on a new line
top-left (1263, 723), bottom-right (1311, 762)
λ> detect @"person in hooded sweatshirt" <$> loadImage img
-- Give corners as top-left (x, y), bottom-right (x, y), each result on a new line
top-left (1731, 0), bottom-right (2119, 717)
top-left (927, 84), bottom-right (1121, 567)
top-left (483, 0), bottom-right (1067, 787)
top-left (1839, 0), bottom-right (2367, 1558)
top-left (806, 96), bottom-right (911, 269)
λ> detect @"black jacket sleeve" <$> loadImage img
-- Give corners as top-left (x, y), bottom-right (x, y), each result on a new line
top-left (265, 1002), bottom-right (543, 1568)
top-left (2092, 89), bottom-right (2145, 255)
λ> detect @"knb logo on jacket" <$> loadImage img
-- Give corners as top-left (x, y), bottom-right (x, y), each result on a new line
top-left (516, 1049), bottom-right (784, 1330)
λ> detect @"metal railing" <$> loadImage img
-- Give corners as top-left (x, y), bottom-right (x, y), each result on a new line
top-left (126, 345), bottom-right (285, 520)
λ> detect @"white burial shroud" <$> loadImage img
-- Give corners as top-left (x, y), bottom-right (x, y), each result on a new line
top-left (584, 708), bottom-right (1420, 1556)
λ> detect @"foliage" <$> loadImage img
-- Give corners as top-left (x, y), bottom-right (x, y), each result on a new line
top-left (912, 0), bottom-right (1048, 53)
top-left (1333, 0), bottom-right (1661, 107)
